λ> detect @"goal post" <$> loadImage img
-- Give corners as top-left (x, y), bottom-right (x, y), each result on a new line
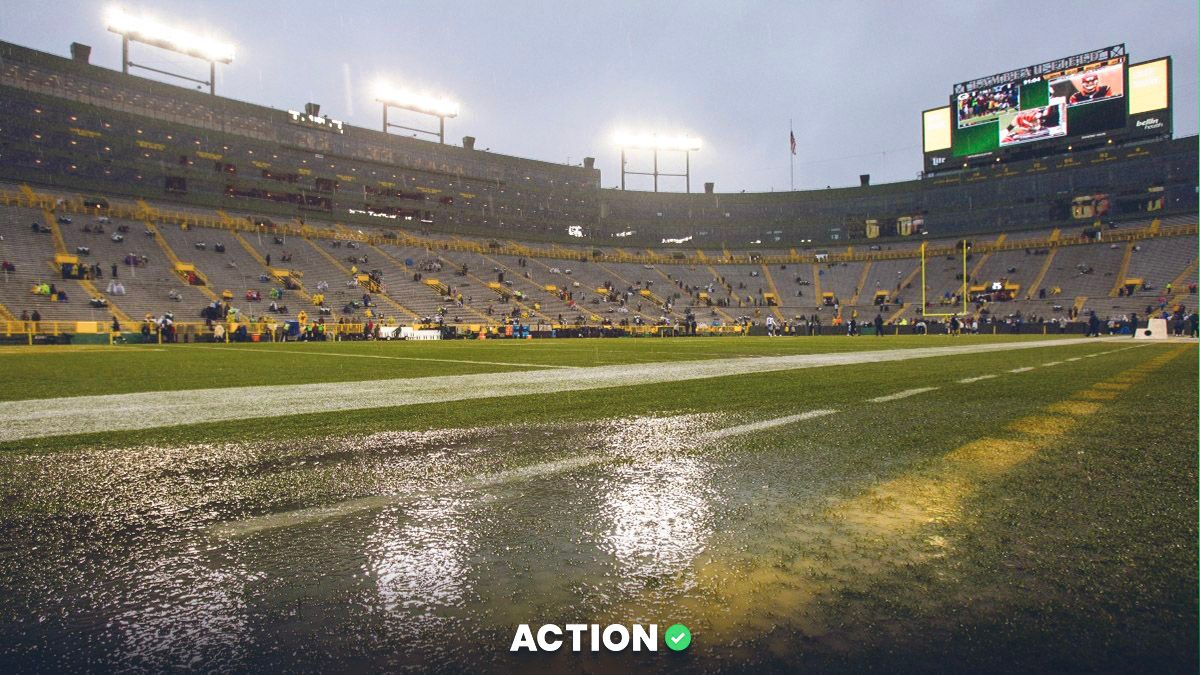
top-left (920, 240), bottom-right (969, 319)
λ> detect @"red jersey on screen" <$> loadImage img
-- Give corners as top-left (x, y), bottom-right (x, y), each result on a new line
top-left (1069, 86), bottom-right (1112, 104)
top-left (1011, 110), bottom-right (1042, 133)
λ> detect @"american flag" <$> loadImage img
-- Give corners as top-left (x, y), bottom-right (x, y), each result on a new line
top-left (789, 130), bottom-right (797, 156)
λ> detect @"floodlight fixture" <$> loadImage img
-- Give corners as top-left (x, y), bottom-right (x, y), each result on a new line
top-left (613, 130), bottom-right (702, 193)
top-left (376, 81), bottom-right (460, 144)
top-left (613, 131), bottom-right (701, 152)
top-left (106, 6), bottom-right (234, 94)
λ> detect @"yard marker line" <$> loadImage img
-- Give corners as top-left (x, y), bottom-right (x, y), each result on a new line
top-left (868, 387), bottom-right (938, 403)
top-left (958, 374), bottom-right (997, 384)
top-left (1041, 361), bottom-right (1062, 366)
top-left (699, 409), bottom-right (838, 441)
top-left (0, 336), bottom-right (1127, 442)
top-left (1066, 357), bottom-right (1083, 362)
top-left (190, 345), bottom-right (576, 369)
top-left (213, 453), bottom-right (606, 537)
top-left (1009, 367), bottom-right (1035, 373)
top-left (220, 410), bottom-right (843, 536)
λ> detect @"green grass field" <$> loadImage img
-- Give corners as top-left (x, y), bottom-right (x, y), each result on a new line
top-left (0, 335), bottom-right (1194, 670)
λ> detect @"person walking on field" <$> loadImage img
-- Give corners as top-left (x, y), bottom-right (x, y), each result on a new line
top-left (874, 313), bottom-right (884, 336)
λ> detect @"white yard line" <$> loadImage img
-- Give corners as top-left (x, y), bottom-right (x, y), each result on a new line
top-left (698, 409), bottom-right (838, 441)
top-left (190, 345), bottom-right (577, 369)
top-left (868, 387), bottom-right (939, 403)
top-left (0, 337), bottom-right (1123, 442)
top-left (213, 454), bottom-right (605, 537)
top-left (958, 374), bottom-right (997, 384)
top-left (1008, 366), bottom-right (1036, 373)
top-left (218, 410), bottom-right (840, 536)
top-left (1042, 361), bottom-right (1062, 367)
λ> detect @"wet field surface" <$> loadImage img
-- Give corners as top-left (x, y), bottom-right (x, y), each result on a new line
top-left (0, 344), bottom-right (1194, 672)
top-left (0, 415), bottom-right (799, 671)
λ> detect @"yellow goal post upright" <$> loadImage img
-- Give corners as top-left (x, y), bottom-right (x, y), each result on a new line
top-left (919, 240), bottom-right (969, 319)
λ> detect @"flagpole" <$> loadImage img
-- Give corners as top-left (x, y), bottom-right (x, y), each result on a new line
top-left (789, 119), bottom-right (794, 191)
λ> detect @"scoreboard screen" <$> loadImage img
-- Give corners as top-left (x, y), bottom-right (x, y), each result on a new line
top-left (922, 45), bottom-right (1172, 173)
top-left (952, 47), bottom-right (1126, 157)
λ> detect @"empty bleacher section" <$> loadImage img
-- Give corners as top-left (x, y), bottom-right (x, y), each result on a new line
top-left (1, 187), bottom-right (1196, 335)
top-left (54, 213), bottom-right (213, 320)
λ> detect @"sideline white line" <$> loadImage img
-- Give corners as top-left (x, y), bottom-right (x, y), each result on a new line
top-left (0, 347), bottom-right (167, 355)
top-left (1065, 357), bottom-right (1083, 362)
top-left (958, 374), bottom-right (997, 384)
top-left (698, 409), bottom-right (838, 441)
top-left (0, 336), bottom-right (1125, 442)
top-left (1042, 361), bottom-right (1062, 367)
top-left (868, 387), bottom-right (938, 403)
top-left (190, 345), bottom-right (577, 369)
top-left (1009, 366), bottom-right (1035, 373)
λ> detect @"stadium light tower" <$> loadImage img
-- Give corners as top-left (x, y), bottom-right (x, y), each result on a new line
top-left (105, 7), bottom-right (235, 95)
top-left (376, 83), bottom-right (459, 144)
top-left (614, 132), bottom-right (701, 193)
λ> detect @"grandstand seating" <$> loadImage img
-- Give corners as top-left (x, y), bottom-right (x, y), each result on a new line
top-left (55, 214), bottom-right (213, 321)
top-left (1, 192), bottom-right (1195, 331)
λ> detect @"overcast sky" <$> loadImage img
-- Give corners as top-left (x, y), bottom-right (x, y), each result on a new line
top-left (1, 0), bottom-right (1194, 193)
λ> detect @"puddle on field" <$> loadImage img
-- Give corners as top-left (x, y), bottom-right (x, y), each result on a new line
top-left (0, 411), bottom-right (993, 670)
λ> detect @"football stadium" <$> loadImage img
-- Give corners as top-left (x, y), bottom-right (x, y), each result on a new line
top-left (0, 3), bottom-right (1196, 672)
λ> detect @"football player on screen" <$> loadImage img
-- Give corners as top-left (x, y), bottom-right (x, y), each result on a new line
top-left (1068, 73), bottom-right (1112, 104)
top-left (1005, 108), bottom-right (1046, 139)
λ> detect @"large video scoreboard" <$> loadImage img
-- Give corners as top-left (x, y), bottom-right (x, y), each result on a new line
top-left (923, 45), bottom-right (1172, 173)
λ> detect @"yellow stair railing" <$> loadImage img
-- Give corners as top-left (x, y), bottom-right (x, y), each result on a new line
top-left (1109, 242), bottom-right (1135, 297)
top-left (302, 238), bottom-right (419, 320)
top-left (759, 263), bottom-right (786, 321)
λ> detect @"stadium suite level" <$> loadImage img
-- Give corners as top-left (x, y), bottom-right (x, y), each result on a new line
top-left (0, 40), bottom-right (1194, 250)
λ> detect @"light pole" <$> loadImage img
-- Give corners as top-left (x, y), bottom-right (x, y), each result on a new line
top-left (376, 84), bottom-right (460, 144)
top-left (614, 132), bottom-right (701, 193)
top-left (106, 8), bottom-right (234, 95)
